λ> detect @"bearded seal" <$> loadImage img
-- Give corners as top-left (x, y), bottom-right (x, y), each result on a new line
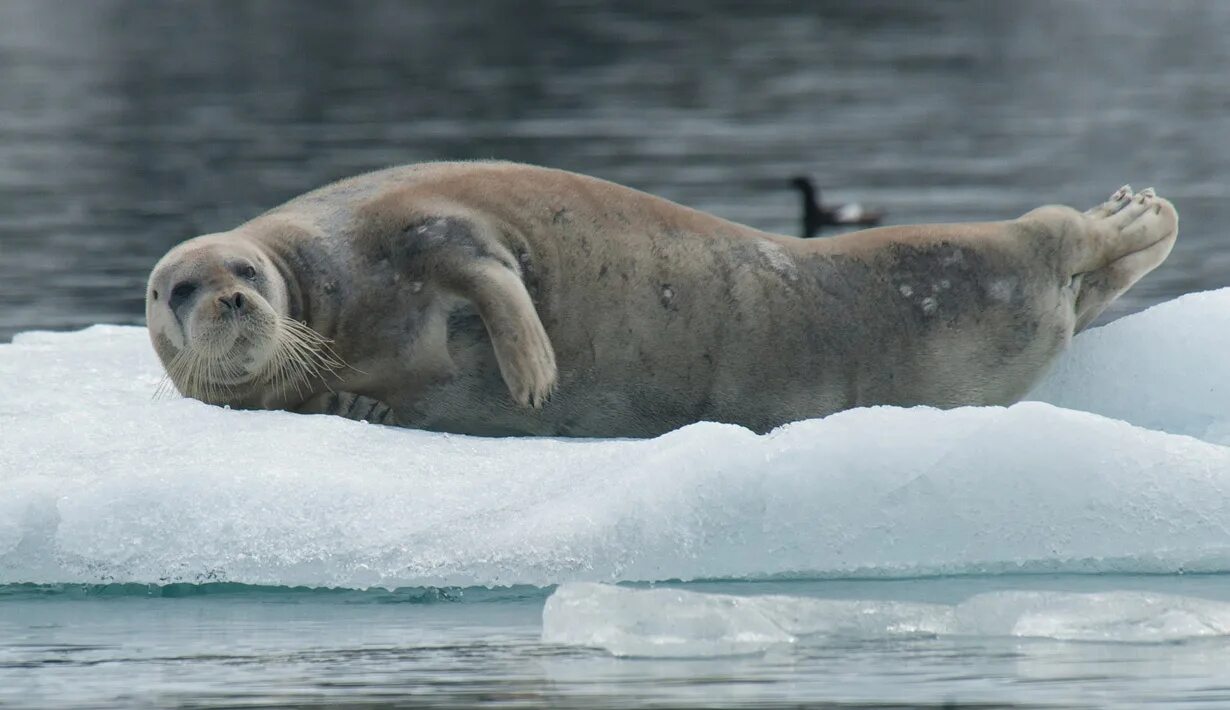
top-left (145, 162), bottom-right (1177, 437)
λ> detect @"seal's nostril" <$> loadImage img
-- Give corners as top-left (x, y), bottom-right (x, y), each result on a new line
top-left (218, 292), bottom-right (246, 312)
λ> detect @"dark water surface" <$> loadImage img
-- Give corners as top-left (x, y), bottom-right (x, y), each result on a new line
top-left (7, 575), bottom-right (1230, 709)
top-left (1, 0), bottom-right (1228, 341)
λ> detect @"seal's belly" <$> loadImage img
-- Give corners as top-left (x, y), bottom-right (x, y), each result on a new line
top-left (374, 240), bottom-right (1072, 438)
top-left (325, 175), bottom-right (1082, 437)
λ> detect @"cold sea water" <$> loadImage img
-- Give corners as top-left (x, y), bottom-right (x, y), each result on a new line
top-left (4, 1), bottom-right (1230, 707)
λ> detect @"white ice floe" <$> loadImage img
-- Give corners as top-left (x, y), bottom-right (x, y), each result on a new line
top-left (1029, 288), bottom-right (1230, 444)
top-left (1, 290), bottom-right (1229, 588)
top-left (543, 582), bottom-right (1230, 657)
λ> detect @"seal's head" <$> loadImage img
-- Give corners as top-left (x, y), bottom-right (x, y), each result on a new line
top-left (146, 233), bottom-right (336, 406)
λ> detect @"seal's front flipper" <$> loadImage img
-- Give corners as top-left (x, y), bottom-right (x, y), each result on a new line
top-left (458, 261), bottom-right (558, 408)
top-left (296, 391), bottom-right (400, 425)
top-left (395, 214), bottom-right (558, 409)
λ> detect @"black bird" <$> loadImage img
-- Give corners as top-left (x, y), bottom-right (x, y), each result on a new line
top-left (790, 176), bottom-right (884, 237)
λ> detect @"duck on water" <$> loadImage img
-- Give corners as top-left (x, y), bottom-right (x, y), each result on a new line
top-left (790, 176), bottom-right (884, 237)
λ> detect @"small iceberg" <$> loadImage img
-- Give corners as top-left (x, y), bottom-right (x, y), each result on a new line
top-left (543, 582), bottom-right (1230, 657)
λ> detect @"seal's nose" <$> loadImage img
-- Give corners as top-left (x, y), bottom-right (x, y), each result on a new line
top-left (218, 292), bottom-right (246, 313)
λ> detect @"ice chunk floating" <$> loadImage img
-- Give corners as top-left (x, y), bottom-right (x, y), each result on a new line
top-left (2, 290), bottom-right (1230, 588)
top-left (543, 582), bottom-right (1230, 657)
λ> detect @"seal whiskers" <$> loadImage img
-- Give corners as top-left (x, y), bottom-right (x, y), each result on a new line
top-left (259, 316), bottom-right (350, 398)
top-left (155, 338), bottom-right (248, 403)
top-left (154, 316), bottom-right (348, 404)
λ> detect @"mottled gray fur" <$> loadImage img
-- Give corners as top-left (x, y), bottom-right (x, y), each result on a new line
top-left (145, 164), bottom-right (1177, 437)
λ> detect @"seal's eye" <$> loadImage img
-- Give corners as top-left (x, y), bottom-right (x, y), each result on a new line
top-left (239, 264), bottom-right (258, 280)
